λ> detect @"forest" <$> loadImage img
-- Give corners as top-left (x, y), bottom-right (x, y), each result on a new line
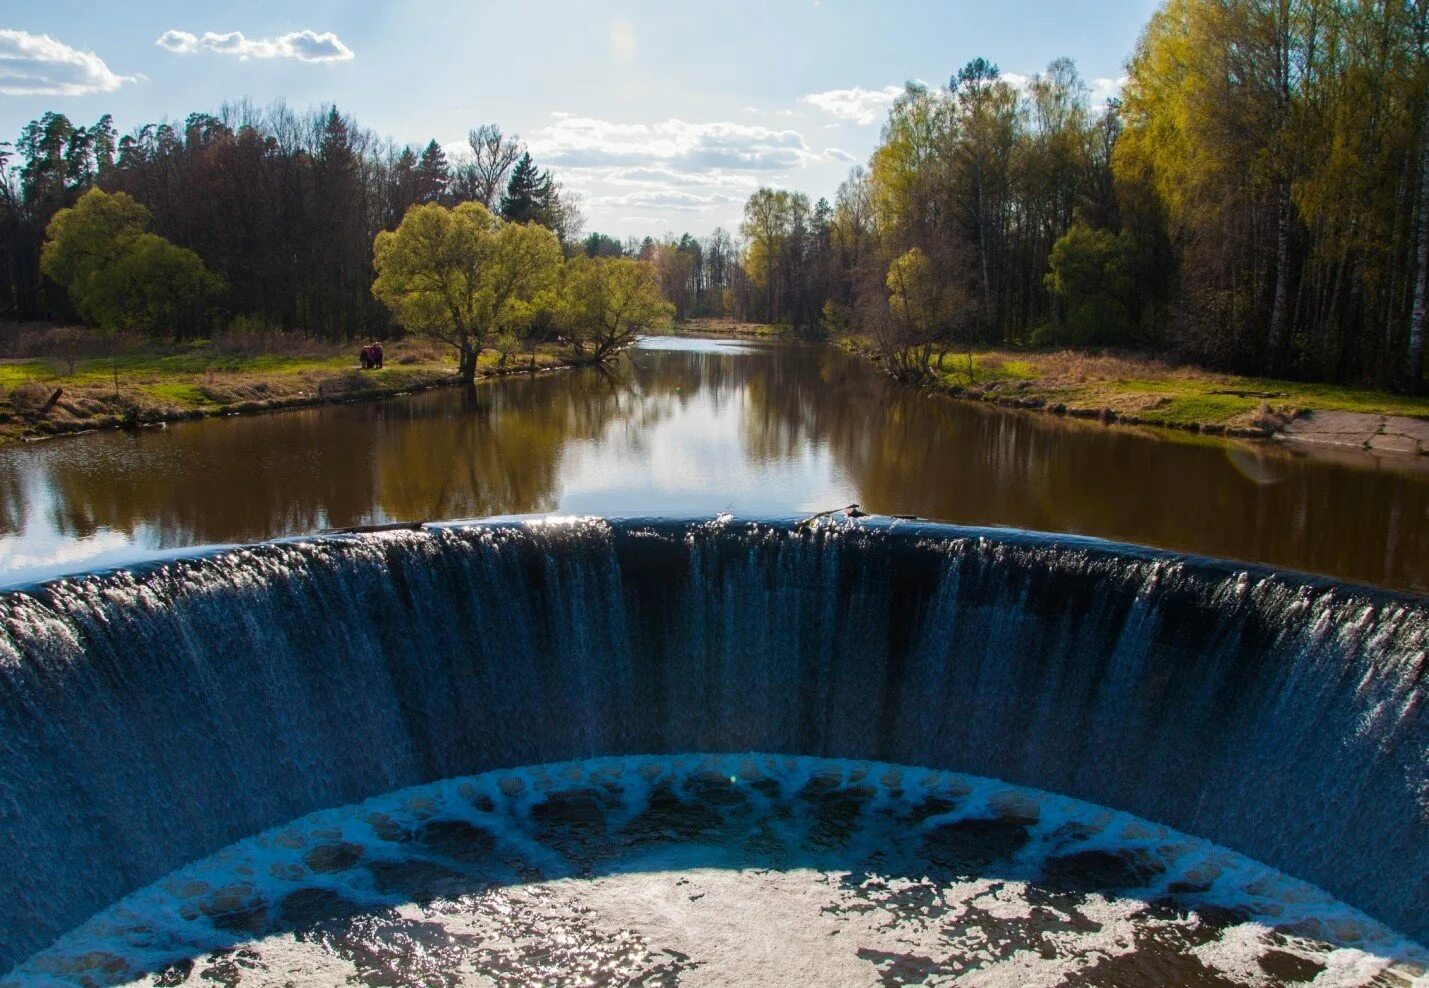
top-left (717, 0), bottom-right (1427, 387)
top-left (0, 106), bottom-right (582, 342)
top-left (1, 0), bottom-right (1425, 388)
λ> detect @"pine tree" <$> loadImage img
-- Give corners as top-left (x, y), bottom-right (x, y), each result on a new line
top-left (499, 152), bottom-right (553, 224)
top-left (415, 140), bottom-right (450, 205)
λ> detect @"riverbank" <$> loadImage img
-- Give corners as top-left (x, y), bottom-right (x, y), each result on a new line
top-left (841, 338), bottom-right (1429, 454)
top-left (0, 334), bottom-right (573, 445)
top-left (667, 319), bottom-right (1428, 451)
top-left (667, 318), bottom-right (805, 341)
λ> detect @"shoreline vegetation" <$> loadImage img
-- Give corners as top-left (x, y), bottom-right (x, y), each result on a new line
top-left (673, 319), bottom-right (1429, 455)
top-left (1, 318), bottom-right (1424, 453)
top-left (0, 328), bottom-right (575, 445)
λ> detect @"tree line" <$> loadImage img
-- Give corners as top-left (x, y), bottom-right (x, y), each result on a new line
top-left (2, 103), bottom-right (581, 340)
top-left (43, 186), bottom-right (671, 378)
top-left (5, 0), bottom-right (1425, 390)
top-left (709, 0), bottom-right (1426, 388)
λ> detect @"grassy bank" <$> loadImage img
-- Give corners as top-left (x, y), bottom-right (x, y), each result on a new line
top-left (0, 332), bottom-right (572, 445)
top-left (671, 318), bottom-right (1429, 436)
top-left (839, 338), bottom-right (1429, 442)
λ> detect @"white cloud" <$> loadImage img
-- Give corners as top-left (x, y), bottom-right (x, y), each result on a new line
top-left (824, 147), bottom-right (856, 164)
top-left (564, 165), bottom-right (763, 190)
top-left (799, 85), bottom-right (902, 125)
top-left (155, 29), bottom-right (354, 62)
top-left (589, 189), bottom-right (742, 211)
top-left (1001, 72), bottom-right (1032, 93)
top-left (610, 19), bottom-right (637, 64)
top-left (0, 29), bottom-right (135, 96)
top-left (1090, 76), bottom-right (1128, 105)
top-left (527, 114), bottom-right (817, 173)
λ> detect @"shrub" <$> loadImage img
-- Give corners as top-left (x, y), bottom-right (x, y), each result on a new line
top-left (1043, 225), bottom-right (1137, 347)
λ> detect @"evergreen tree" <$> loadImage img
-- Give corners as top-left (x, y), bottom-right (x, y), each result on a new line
top-left (415, 139), bottom-right (450, 205)
top-left (499, 152), bottom-right (554, 224)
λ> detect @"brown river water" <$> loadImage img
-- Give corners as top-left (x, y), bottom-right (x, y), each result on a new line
top-left (0, 336), bottom-right (1422, 591)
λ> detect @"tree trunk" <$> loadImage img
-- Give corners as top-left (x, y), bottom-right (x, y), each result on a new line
top-left (1267, 181), bottom-right (1294, 375)
top-left (1266, 1), bottom-right (1294, 377)
top-left (975, 164), bottom-right (993, 333)
top-left (458, 344), bottom-right (477, 384)
top-left (1407, 117), bottom-right (1429, 389)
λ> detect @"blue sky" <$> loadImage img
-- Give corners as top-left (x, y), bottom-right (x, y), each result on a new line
top-left (1, 0), bottom-right (1158, 237)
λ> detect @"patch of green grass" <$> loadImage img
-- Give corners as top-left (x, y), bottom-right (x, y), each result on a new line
top-left (1153, 393), bottom-right (1258, 426)
top-left (1096, 375), bottom-right (1429, 420)
top-left (139, 381), bottom-right (212, 405)
top-left (933, 352), bottom-right (1040, 386)
top-left (1267, 380), bottom-right (1429, 417)
top-left (0, 360), bottom-right (49, 387)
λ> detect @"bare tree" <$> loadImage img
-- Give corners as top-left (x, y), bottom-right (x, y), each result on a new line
top-left (459, 125), bottom-right (523, 209)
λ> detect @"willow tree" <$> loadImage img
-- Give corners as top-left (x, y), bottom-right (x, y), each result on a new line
top-left (559, 256), bottom-right (672, 362)
top-left (372, 201), bottom-right (563, 382)
top-left (874, 246), bottom-right (967, 380)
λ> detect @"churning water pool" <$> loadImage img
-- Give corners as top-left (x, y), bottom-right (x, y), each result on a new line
top-left (11, 756), bottom-right (1427, 987)
top-left (0, 519), bottom-right (1423, 985)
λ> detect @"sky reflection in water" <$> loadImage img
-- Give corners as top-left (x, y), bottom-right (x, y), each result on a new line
top-left (0, 336), bottom-right (1422, 591)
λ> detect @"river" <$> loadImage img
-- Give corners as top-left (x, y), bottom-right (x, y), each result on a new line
top-left (0, 336), bottom-right (1422, 591)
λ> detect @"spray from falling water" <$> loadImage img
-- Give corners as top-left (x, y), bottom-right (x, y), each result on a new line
top-left (0, 517), bottom-right (1423, 974)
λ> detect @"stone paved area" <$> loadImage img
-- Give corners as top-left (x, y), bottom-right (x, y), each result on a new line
top-left (1278, 410), bottom-right (1429, 455)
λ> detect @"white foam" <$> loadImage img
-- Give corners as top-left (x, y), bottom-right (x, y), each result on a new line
top-left (8, 755), bottom-right (1426, 987)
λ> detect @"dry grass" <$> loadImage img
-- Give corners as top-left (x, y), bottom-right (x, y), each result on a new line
top-left (0, 325), bottom-right (574, 445)
top-left (843, 337), bottom-right (1429, 433)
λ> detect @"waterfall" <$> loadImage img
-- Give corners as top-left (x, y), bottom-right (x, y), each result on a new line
top-left (0, 517), bottom-right (1423, 970)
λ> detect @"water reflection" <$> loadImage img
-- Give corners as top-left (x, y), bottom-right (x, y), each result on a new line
top-left (0, 337), bottom-right (1422, 591)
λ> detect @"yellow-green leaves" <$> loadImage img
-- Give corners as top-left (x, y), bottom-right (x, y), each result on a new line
top-left (372, 201), bottom-right (563, 380)
top-left (888, 247), bottom-right (956, 334)
top-left (41, 188), bottom-right (150, 300)
top-left (559, 256), bottom-right (672, 359)
top-left (42, 188), bottom-right (223, 337)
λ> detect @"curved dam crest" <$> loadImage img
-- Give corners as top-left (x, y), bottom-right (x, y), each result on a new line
top-left (0, 517), bottom-right (1423, 972)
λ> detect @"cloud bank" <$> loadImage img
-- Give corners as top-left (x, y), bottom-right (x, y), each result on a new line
top-left (587, 189), bottom-right (743, 212)
top-left (0, 29), bottom-right (135, 96)
top-left (799, 85), bottom-right (903, 125)
top-left (528, 115), bottom-right (816, 172)
top-left (156, 29), bottom-right (354, 63)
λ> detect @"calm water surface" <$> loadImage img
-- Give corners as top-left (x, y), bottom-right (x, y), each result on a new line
top-left (0, 336), bottom-right (1423, 590)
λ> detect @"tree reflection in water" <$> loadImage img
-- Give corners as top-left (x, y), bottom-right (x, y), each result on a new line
top-left (0, 338), bottom-right (1422, 591)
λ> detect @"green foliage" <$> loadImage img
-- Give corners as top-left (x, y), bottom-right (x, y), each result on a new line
top-left (40, 187), bottom-right (148, 290)
top-left (878, 247), bottom-right (969, 379)
top-left (582, 232), bottom-right (624, 258)
top-left (821, 299), bottom-right (852, 336)
top-left (372, 201), bottom-right (564, 380)
top-left (499, 153), bottom-right (556, 225)
top-left (559, 256), bottom-right (673, 360)
top-left (1039, 224), bottom-right (1137, 346)
top-left (80, 234), bottom-right (225, 337)
top-left (1115, 0), bottom-right (1427, 382)
top-left (41, 188), bottom-right (224, 337)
